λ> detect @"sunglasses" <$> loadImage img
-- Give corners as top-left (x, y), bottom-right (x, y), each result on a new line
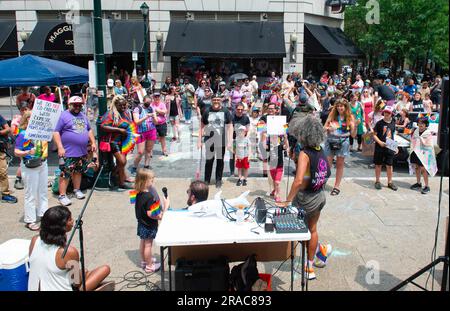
top-left (236, 109), bottom-right (243, 111)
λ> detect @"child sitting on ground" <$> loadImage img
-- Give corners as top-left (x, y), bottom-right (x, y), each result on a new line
top-left (133, 168), bottom-right (169, 273)
top-left (235, 125), bottom-right (250, 186)
top-left (409, 117), bottom-right (437, 194)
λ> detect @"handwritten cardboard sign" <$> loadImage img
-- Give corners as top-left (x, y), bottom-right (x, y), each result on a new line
top-left (25, 99), bottom-right (63, 141)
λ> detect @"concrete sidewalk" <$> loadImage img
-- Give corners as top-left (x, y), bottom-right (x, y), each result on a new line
top-left (0, 176), bottom-right (448, 291)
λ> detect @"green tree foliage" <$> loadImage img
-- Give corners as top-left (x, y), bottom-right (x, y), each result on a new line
top-left (344, 0), bottom-right (449, 71)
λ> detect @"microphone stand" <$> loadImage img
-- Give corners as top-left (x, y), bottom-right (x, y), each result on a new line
top-left (62, 165), bottom-right (104, 291)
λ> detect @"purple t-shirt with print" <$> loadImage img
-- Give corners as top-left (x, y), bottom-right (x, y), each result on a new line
top-left (54, 110), bottom-right (91, 157)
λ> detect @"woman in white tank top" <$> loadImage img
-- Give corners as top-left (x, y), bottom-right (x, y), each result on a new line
top-left (28, 205), bottom-right (112, 291)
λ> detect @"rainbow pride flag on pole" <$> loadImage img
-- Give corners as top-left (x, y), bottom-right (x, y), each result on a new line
top-left (129, 190), bottom-right (137, 204)
top-left (257, 121), bottom-right (267, 133)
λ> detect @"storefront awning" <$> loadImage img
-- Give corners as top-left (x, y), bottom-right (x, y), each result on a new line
top-left (21, 20), bottom-right (144, 53)
top-left (0, 21), bottom-right (18, 53)
top-left (304, 23), bottom-right (364, 59)
top-left (163, 21), bottom-right (286, 58)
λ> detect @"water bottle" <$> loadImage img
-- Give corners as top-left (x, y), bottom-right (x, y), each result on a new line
top-left (236, 207), bottom-right (245, 225)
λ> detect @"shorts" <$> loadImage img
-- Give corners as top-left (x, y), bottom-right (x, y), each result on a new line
top-left (169, 116), bottom-right (179, 122)
top-left (324, 137), bottom-right (350, 158)
top-left (137, 129), bottom-right (157, 144)
top-left (270, 167), bottom-right (284, 182)
top-left (293, 190), bottom-right (326, 218)
top-left (409, 151), bottom-right (423, 167)
top-left (110, 142), bottom-right (122, 154)
top-left (236, 157), bottom-right (250, 169)
top-left (155, 124), bottom-right (167, 137)
top-left (61, 156), bottom-right (89, 179)
top-left (373, 148), bottom-right (395, 166)
top-left (137, 222), bottom-right (158, 240)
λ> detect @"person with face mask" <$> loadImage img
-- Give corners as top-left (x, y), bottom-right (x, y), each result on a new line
top-left (130, 95), bottom-right (158, 175)
top-left (53, 96), bottom-right (97, 207)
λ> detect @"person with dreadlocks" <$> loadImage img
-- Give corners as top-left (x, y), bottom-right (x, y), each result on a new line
top-left (278, 115), bottom-right (333, 280)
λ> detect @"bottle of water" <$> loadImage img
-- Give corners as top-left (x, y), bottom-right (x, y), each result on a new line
top-left (236, 207), bottom-right (245, 225)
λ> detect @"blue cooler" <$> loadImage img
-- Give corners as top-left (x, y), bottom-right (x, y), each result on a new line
top-left (0, 239), bottom-right (31, 291)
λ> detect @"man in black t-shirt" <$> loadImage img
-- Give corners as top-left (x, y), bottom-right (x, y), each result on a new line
top-left (229, 103), bottom-right (250, 176)
top-left (372, 106), bottom-right (398, 191)
top-left (373, 79), bottom-right (396, 107)
top-left (198, 97), bottom-right (233, 188)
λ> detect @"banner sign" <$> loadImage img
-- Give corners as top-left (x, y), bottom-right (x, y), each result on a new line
top-left (25, 99), bottom-right (63, 141)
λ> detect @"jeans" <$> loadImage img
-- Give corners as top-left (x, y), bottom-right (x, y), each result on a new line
top-left (21, 161), bottom-right (48, 223)
top-left (204, 143), bottom-right (226, 183)
top-left (184, 108), bottom-right (192, 121)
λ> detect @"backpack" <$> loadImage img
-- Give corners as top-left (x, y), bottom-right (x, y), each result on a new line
top-left (230, 254), bottom-right (259, 291)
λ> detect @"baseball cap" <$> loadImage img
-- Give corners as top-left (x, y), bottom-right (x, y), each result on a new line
top-left (68, 96), bottom-right (84, 105)
top-left (219, 81), bottom-right (226, 86)
top-left (107, 79), bottom-right (114, 87)
top-left (299, 94), bottom-right (308, 104)
top-left (252, 106), bottom-right (260, 111)
top-left (382, 106), bottom-right (394, 114)
top-left (385, 79), bottom-right (391, 83)
top-left (153, 92), bottom-right (160, 97)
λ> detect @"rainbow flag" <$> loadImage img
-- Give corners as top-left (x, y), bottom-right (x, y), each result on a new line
top-left (12, 127), bottom-right (19, 136)
top-left (129, 190), bottom-right (137, 204)
top-left (257, 121), bottom-right (266, 133)
top-left (283, 124), bottom-right (289, 134)
top-left (23, 139), bottom-right (32, 150)
top-left (121, 122), bottom-right (139, 155)
top-left (149, 200), bottom-right (161, 217)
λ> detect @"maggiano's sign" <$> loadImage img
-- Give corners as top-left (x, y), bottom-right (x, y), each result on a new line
top-left (44, 23), bottom-right (74, 51)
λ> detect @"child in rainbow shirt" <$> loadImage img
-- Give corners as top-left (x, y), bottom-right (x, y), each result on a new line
top-left (132, 169), bottom-right (169, 273)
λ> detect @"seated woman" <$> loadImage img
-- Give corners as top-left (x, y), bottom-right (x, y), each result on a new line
top-left (28, 205), bottom-right (113, 291)
top-left (395, 109), bottom-right (410, 134)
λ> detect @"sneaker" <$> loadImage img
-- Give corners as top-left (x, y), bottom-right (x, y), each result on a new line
top-left (374, 182), bottom-right (382, 190)
top-left (215, 180), bottom-right (223, 188)
top-left (421, 186), bottom-right (430, 194)
top-left (14, 178), bottom-right (24, 190)
top-left (74, 189), bottom-right (85, 200)
top-left (388, 183), bottom-right (398, 191)
top-left (242, 179), bottom-right (247, 186)
top-left (236, 179), bottom-right (242, 186)
top-left (129, 167), bottom-right (137, 176)
top-left (410, 183), bottom-right (422, 190)
top-left (304, 265), bottom-right (316, 280)
top-left (144, 262), bottom-right (161, 273)
top-left (314, 244), bottom-right (333, 268)
top-left (1, 194), bottom-right (18, 204)
top-left (58, 195), bottom-right (72, 206)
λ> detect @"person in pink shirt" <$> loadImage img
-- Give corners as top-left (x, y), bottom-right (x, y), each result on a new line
top-left (150, 93), bottom-right (168, 156)
top-left (37, 86), bottom-right (56, 102)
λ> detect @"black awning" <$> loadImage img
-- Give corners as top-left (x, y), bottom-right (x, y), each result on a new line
top-left (22, 20), bottom-right (144, 54)
top-left (304, 23), bottom-right (364, 59)
top-left (21, 20), bottom-right (74, 53)
top-left (163, 21), bottom-right (286, 58)
top-left (110, 20), bottom-right (144, 53)
top-left (0, 21), bottom-right (18, 53)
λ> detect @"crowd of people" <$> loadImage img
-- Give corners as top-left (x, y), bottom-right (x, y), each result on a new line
top-left (0, 66), bottom-right (445, 288)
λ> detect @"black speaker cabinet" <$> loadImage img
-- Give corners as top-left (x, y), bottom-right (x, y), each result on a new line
top-left (175, 256), bottom-right (229, 291)
top-left (439, 77), bottom-right (449, 149)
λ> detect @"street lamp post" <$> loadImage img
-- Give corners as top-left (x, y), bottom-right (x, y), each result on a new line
top-left (140, 2), bottom-right (150, 89)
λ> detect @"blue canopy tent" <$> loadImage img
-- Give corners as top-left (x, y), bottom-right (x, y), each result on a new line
top-left (0, 54), bottom-right (89, 119)
top-left (0, 54), bottom-right (88, 87)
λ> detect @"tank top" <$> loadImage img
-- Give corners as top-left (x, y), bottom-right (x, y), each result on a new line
top-left (303, 147), bottom-right (331, 193)
top-left (169, 97), bottom-right (178, 117)
top-left (28, 238), bottom-right (73, 291)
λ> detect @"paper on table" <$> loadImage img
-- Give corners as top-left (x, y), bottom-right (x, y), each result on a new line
top-left (267, 115), bottom-right (287, 136)
top-left (385, 137), bottom-right (398, 152)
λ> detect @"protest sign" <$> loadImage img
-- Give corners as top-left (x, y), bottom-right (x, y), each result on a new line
top-left (267, 115), bottom-right (287, 136)
top-left (385, 137), bottom-right (399, 153)
top-left (25, 99), bottom-right (63, 141)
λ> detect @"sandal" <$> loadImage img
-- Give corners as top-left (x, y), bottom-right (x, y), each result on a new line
top-left (144, 262), bottom-right (161, 273)
top-left (330, 188), bottom-right (341, 196)
top-left (140, 257), bottom-right (157, 269)
top-left (26, 223), bottom-right (40, 231)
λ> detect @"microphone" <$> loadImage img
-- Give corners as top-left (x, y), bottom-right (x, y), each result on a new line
top-left (162, 187), bottom-right (168, 199)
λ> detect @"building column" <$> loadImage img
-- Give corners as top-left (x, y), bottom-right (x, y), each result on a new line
top-left (15, 11), bottom-right (38, 52)
top-left (283, 12), bottom-right (304, 79)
